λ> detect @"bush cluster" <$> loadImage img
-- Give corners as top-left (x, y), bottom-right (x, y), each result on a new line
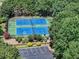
top-left (0, 0), bottom-right (69, 18)
top-left (0, 39), bottom-right (20, 59)
top-left (50, 1), bottom-right (79, 59)
top-left (16, 35), bottom-right (44, 43)
top-left (0, 26), bottom-right (3, 36)
top-left (26, 42), bottom-right (47, 47)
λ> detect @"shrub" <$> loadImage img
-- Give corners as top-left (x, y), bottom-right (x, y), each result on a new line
top-left (27, 42), bottom-right (33, 47)
top-left (0, 38), bottom-right (4, 43)
top-left (0, 17), bottom-right (6, 24)
top-left (28, 35), bottom-right (43, 42)
top-left (0, 26), bottom-right (3, 35)
top-left (3, 31), bottom-right (10, 39)
top-left (16, 37), bottom-right (22, 43)
top-left (28, 35), bottom-right (34, 42)
top-left (36, 42), bottom-right (41, 46)
top-left (22, 37), bottom-right (28, 43)
top-left (34, 35), bottom-right (43, 41)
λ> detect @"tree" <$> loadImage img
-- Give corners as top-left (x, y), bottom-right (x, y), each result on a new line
top-left (0, 41), bottom-right (20, 59)
top-left (0, 0), bottom-right (69, 18)
top-left (63, 41), bottom-right (79, 59)
top-left (0, 0), bottom-right (36, 18)
top-left (50, 1), bottom-right (79, 59)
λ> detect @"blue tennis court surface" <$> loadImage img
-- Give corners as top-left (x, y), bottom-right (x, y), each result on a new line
top-left (16, 27), bottom-right (48, 35)
top-left (19, 46), bottom-right (54, 59)
top-left (16, 18), bottom-right (31, 25)
top-left (15, 18), bottom-right (49, 36)
top-left (16, 28), bottom-right (33, 35)
top-left (33, 27), bottom-right (49, 34)
top-left (16, 18), bottom-right (47, 26)
top-left (31, 18), bottom-right (47, 25)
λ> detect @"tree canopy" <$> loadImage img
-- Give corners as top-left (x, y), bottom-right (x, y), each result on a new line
top-left (50, 1), bottom-right (79, 59)
top-left (0, 0), bottom-right (71, 18)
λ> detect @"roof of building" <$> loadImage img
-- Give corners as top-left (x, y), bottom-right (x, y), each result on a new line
top-left (19, 46), bottom-right (54, 59)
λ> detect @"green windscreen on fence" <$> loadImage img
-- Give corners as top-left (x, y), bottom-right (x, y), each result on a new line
top-left (8, 19), bottom-right (16, 35)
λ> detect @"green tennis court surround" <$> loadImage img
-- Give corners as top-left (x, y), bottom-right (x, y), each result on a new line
top-left (8, 19), bottom-right (16, 35)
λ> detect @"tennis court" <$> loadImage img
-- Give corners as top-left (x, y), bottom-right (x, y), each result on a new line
top-left (8, 17), bottom-right (49, 36)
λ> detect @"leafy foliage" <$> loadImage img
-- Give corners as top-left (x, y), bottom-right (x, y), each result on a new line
top-left (0, 41), bottom-right (20, 59)
top-left (27, 42), bottom-right (33, 47)
top-left (22, 37), bottom-right (28, 43)
top-left (0, 17), bottom-right (6, 24)
top-left (50, 1), bottom-right (79, 59)
top-left (0, 0), bottom-right (70, 18)
top-left (3, 31), bottom-right (10, 39)
top-left (16, 37), bottom-right (22, 43)
top-left (63, 41), bottom-right (79, 59)
top-left (0, 26), bottom-right (3, 35)
top-left (28, 35), bottom-right (43, 42)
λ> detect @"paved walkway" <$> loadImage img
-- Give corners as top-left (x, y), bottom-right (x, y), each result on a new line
top-left (3, 38), bottom-right (22, 45)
